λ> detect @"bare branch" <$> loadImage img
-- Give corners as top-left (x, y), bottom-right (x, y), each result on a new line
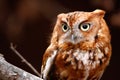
top-left (10, 43), bottom-right (41, 77)
top-left (0, 53), bottom-right (42, 80)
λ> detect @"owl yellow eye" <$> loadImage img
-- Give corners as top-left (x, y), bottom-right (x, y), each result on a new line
top-left (79, 23), bottom-right (90, 31)
top-left (62, 23), bottom-right (69, 32)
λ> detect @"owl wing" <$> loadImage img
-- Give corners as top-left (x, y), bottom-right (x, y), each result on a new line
top-left (41, 44), bottom-right (58, 79)
top-left (90, 70), bottom-right (104, 80)
top-left (97, 70), bottom-right (104, 80)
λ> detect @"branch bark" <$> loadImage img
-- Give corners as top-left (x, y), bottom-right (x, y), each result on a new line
top-left (0, 54), bottom-right (42, 80)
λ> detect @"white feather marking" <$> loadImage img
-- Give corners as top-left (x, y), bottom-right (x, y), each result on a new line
top-left (73, 50), bottom-right (90, 79)
top-left (73, 48), bottom-right (104, 70)
top-left (97, 52), bottom-right (104, 59)
top-left (97, 48), bottom-right (104, 59)
top-left (42, 50), bottom-right (57, 79)
top-left (74, 49), bottom-right (89, 65)
top-left (105, 47), bottom-right (109, 54)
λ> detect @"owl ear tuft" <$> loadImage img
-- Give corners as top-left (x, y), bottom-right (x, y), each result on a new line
top-left (93, 9), bottom-right (105, 18)
top-left (57, 13), bottom-right (65, 18)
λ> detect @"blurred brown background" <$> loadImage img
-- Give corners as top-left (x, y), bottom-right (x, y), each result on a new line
top-left (0, 0), bottom-right (120, 79)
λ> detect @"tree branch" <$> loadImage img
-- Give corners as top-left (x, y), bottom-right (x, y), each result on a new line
top-left (10, 43), bottom-right (41, 77)
top-left (0, 54), bottom-right (42, 80)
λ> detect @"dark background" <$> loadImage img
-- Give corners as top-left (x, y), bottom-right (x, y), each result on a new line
top-left (0, 0), bottom-right (120, 80)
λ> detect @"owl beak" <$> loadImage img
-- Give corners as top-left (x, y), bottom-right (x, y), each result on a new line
top-left (71, 34), bottom-right (77, 42)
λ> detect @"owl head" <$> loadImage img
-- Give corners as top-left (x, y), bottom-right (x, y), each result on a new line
top-left (51, 9), bottom-right (110, 47)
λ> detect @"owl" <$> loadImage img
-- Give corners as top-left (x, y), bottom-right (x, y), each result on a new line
top-left (41, 9), bottom-right (112, 80)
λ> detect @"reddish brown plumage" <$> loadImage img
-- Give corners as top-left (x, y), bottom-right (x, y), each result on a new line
top-left (41, 9), bottom-right (112, 80)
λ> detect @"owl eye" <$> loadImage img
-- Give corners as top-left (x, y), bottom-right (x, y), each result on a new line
top-left (79, 23), bottom-right (91, 31)
top-left (62, 23), bottom-right (69, 32)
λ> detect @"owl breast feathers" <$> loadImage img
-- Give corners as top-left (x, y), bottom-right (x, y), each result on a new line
top-left (41, 9), bottom-right (112, 80)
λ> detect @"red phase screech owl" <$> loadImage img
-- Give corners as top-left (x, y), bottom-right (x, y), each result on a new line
top-left (41, 9), bottom-right (112, 80)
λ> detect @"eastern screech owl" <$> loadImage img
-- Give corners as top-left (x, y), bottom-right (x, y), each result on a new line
top-left (41, 9), bottom-right (112, 80)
